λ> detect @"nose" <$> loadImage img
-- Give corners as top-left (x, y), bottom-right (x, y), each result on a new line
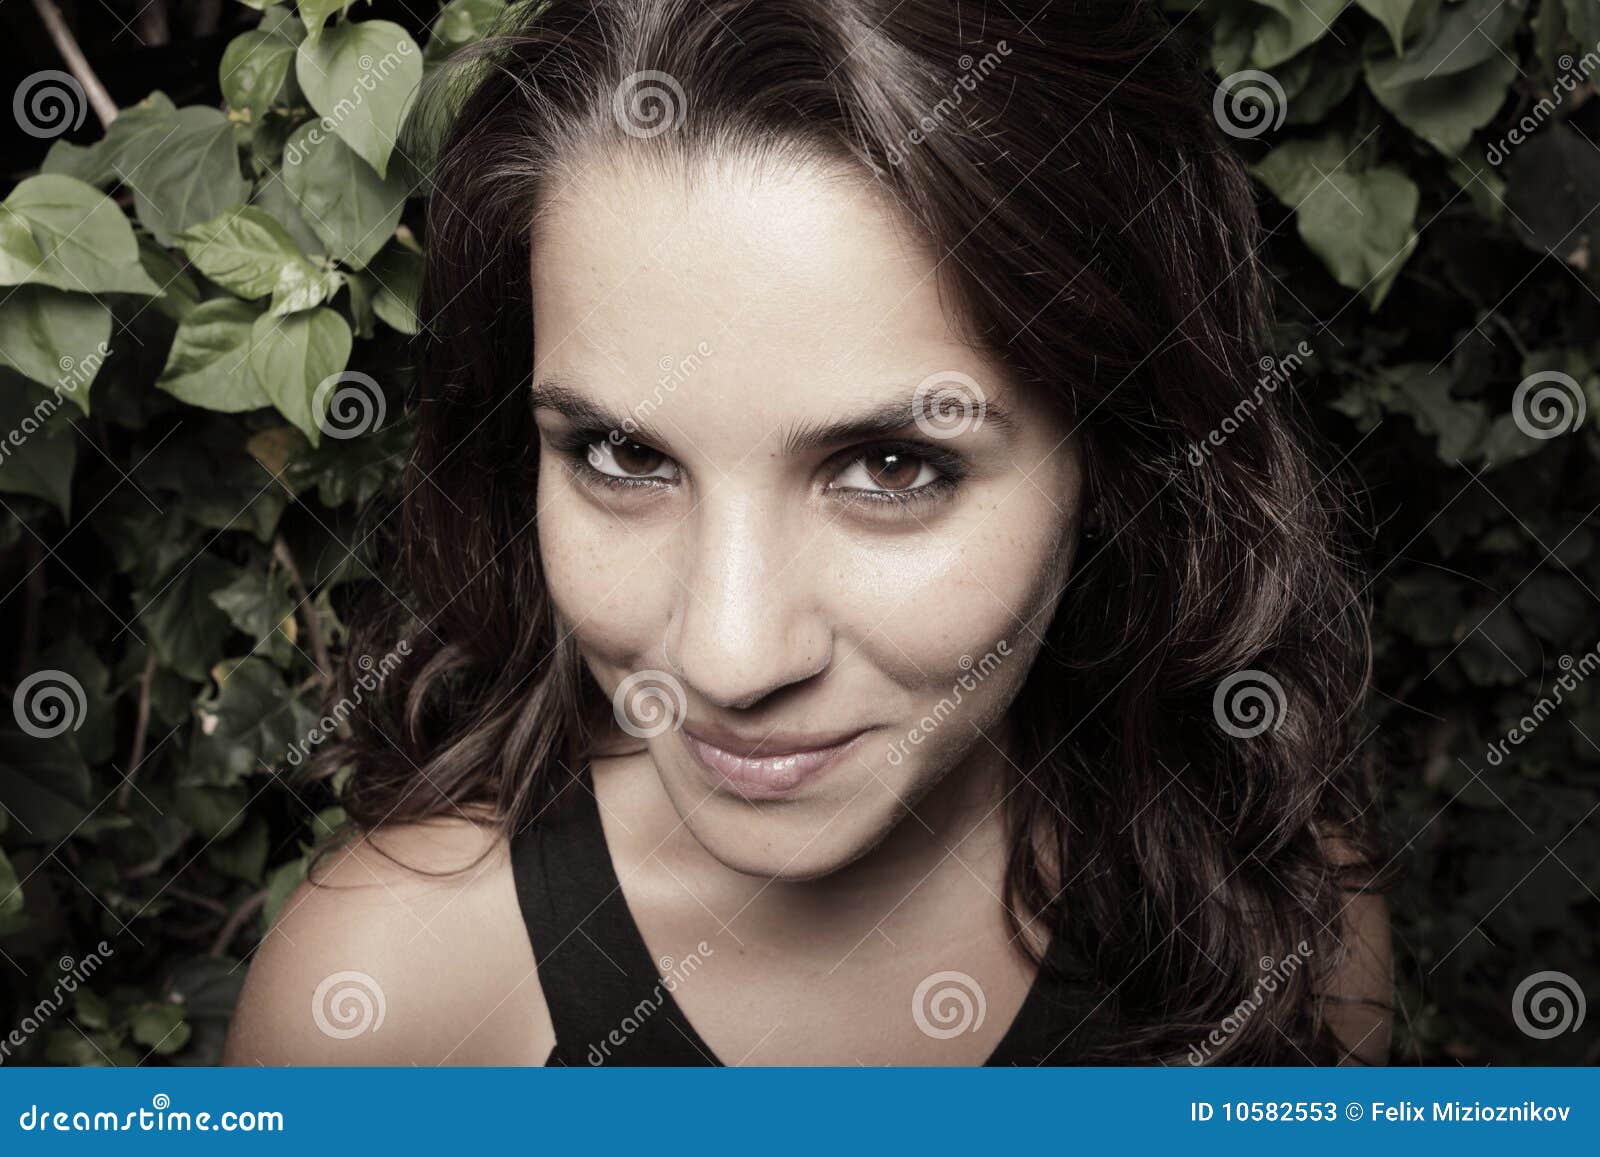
top-left (664, 488), bottom-right (833, 710)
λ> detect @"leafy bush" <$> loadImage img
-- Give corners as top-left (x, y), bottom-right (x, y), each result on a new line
top-left (1, 0), bottom-right (1596, 1065)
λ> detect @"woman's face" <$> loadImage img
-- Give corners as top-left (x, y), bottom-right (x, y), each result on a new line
top-left (531, 150), bottom-right (1085, 879)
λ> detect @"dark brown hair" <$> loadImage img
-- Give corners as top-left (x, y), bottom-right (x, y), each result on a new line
top-left (319, 0), bottom-right (1386, 1064)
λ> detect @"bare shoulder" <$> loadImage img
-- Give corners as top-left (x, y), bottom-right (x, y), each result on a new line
top-left (1321, 835), bottom-right (1394, 1065)
top-left (223, 817), bottom-right (552, 1066)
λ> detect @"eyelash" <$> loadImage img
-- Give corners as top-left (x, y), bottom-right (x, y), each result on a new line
top-left (548, 428), bottom-right (968, 510)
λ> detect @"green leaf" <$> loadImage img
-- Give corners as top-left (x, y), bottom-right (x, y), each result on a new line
top-left (220, 29), bottom-right (297, 116)
top-left (252, 172), bottom-right (326, 258)
top-left (130, 1002), bottom-right (192, 1054)
top-left (0, 729), bottom-right (92, 842)
top-left (426, 0), bottom-right (507, 62)
top-left (0, 174), bottom-right (162, 295)
top-left (282, 123), bottom-right (409, 268)
top-left (38, 91), bottom-right (175, 190)
top-left (190, 657), bottom-right (320, 784)
top-left (0, 208), bottom-right (46, 286)
top-left (1355, 0), bottom-right (1416, 54)
top-left (1563, 0), bottom-right (1600, 52)
top-left (210, 564), bottom-right (298, 667)
top-left (296, 20), bottom-right (423, 178)
top-left (1389, 364), bottom-right (1487, 462)
top-left (110, 105), bottom-right (253, 247)
top-left (1367, 0), bottom-right (1519, 87)
top-left (0, 373), bottom-right (78, 517)
top-left (0, 844), bottom-right (22, 934)
top-left (1251, 136), bottom-right (1419, 308)
top-left (174, 205), bottom-right (328, 304)
top-left (298, 0), bottom-right (355, 45)
top-left (157, 298), bottom-right (273, 413)
top-left (1367, 53), bottom-right (1517, 157)
top-left (248, 307), bottom-right (351, 444)
top-left (1247, 0), bottom-right (1348, 69)
top-left (1513, 573), bottom-right (1593, 643)
top-left (0, 284), bottom-right (111, 410)
top-left (136, 553), bottom-right (238, 682)
top-left (208, 813), bottom-right (271, 882)
top-left (368, 243), bottom-right (422, 333)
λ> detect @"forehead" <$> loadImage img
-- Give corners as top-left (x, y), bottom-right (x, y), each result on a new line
top-left (529, 150), bottom-right (1000, 441)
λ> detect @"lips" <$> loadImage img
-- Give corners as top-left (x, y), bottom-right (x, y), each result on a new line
top-left (680, 724), bottom-right (870, 800)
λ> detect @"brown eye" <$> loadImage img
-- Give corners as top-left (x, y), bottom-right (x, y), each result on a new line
top-left (585, 437), bottom-right (678, 481)
top-left (835, 448), bottom-right (940, 493)
top-left (866, 451), bottom-right (923, 490)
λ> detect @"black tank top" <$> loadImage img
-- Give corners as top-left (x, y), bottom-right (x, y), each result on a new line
top-left (510, 764), bottom-right (1113, 1065)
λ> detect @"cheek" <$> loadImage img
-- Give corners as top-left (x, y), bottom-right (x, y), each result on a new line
top-left (535, 463), bottom-right (669, 667)
top-left (852, 486), bottom-right (1072, 685)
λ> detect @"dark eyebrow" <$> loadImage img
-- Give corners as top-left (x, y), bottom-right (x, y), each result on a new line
top-left (781, 388), bottom-right (1016, 454)
top-left (530, 375), bottom-right (1016, 453)
top-left (529, 377), bottom-right (672, 447)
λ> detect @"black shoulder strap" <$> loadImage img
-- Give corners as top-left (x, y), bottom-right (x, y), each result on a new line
top-left (509, 764), bottom-right (720, 1066)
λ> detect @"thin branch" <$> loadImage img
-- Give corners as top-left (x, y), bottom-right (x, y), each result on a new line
top-left (29, 0), bottom-right (118, 128)
top-left (209, 890), bottom-right (267, 957)
top-left (116, 651), bottom-right (158, 811)
top-left (273, 535), bottom-right (332, 684)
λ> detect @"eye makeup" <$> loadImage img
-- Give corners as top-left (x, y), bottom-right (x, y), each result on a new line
top-left (542, 424), bottom-right (971, 513)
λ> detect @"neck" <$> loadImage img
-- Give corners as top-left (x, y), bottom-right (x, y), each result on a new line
top-left (619, 725), bottom-right (1024, 961)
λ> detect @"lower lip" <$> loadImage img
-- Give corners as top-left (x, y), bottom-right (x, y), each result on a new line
top-left (681, 730), bottom-right (869, 800)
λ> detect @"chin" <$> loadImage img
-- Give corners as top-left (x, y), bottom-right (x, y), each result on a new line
top-left (658, 761), bottom-right (919, 882)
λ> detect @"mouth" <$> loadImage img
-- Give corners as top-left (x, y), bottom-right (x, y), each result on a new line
top-left (679, 725), bottom-right (871, 800)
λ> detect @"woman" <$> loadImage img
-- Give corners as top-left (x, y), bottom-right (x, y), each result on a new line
top-left (225, 0), bottom-right (1392, 1066)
